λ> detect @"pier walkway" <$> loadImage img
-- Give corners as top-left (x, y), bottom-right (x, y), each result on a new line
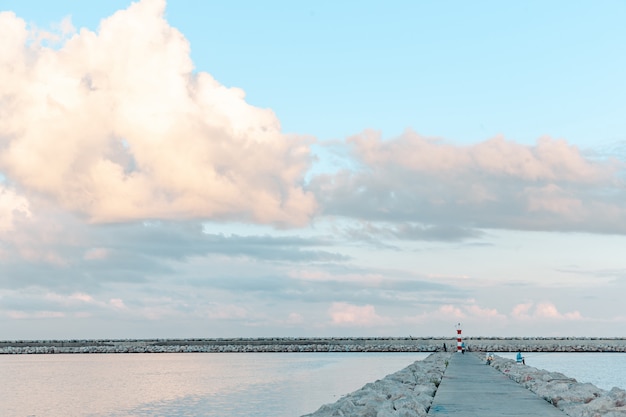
top-left (427, 352), bottom-right (567, 416)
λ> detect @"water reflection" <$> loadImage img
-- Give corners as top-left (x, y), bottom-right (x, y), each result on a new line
top-left (0, 352), bottom-right (427, 417)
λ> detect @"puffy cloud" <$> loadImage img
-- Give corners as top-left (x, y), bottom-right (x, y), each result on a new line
top-left (465, 304), bottom-right (507, 320)
top-left (328, 302), bottom-right (390, 327)
top-left (438, 304), bottom-right (465, 319)
top-left (0, 0), bottom-right (316, 226)
top-left (0, 194), bottom-right (75, 264)
top-left (349, 131), bottom-right (612, 182)
top-left (511, 302), bottom-right (534, 319)
top-left (2, 1), bottom-right (624, 340)
top-left (511, 301), bottom-right (582, 321)
top-left (0, 184), bottom-right (31, 232)
top-left (311, 129), bottom-right (626, 234)
top-left (411, 302), bottom-right (506, 323)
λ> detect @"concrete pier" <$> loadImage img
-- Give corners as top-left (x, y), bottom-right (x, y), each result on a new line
top-left (428, 353), bottom-right (567, 416)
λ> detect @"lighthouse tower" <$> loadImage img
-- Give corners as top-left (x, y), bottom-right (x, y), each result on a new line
top-left (455, 323), bottom-right (463, 353)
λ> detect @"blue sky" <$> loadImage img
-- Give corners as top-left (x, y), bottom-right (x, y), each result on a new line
top-left (1, 0), bottom-right (625, 339)
top-left (9, 1), bottom-right (624, 146)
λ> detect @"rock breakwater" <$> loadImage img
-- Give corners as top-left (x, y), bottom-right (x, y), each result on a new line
top-left (1, 337), bottom-right (625, 354)
top-left (0, 338), bottom-right (444, 354)
top-left (465, 337), bottom-right (626, 353)
top-left (301, 352), bottom-right (450, 417)
top-left (489, 354), bottom-right (626, 417)
top-left (301, 352), bottom-right (626, 417)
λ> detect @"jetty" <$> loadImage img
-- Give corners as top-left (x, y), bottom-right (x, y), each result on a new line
top-left (303, 352), bottom-right (626, 416)
top-left (428, 352), bottom-right (567, 416)
top-left (2, 337), bottom-right (626, 354)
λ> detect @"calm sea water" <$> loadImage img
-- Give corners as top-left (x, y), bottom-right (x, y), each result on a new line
top-left (0, 352), bottom-right (427, 417)
top-left (499, 352), bottom-right (626, 391)
top-left (1, 352), bottom-right (625, 417)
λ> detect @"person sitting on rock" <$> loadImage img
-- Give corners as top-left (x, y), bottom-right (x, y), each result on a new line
top-left (516, 351), bottom-right (525, 365)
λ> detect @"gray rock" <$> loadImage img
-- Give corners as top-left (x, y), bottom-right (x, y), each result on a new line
top-left (489, 355), bottom-right (626, 417)
top-left (301, 352), bottom-right (449, 417)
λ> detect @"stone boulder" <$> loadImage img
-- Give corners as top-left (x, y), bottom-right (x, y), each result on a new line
top-left (489, 355), bottom-right (626, 417)
top-left (301, 352), bottom-right (450, 417)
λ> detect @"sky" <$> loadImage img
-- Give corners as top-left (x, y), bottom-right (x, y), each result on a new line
top-left (1, 0), bottom-right (625, 340)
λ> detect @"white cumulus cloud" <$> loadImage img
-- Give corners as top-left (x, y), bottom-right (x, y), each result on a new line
top-left (0, 0), bottom-right (316, 226)
top-left (328, 302), bottom-right (390, 327)
top-left (311, 129), bottom-right (626, 235)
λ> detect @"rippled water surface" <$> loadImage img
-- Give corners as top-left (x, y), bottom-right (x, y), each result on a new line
top-left (0, 352), bottom-right (427, 417)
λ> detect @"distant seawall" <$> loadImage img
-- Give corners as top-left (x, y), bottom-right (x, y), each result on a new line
top-left (1, 337), bottom-right (626, 354)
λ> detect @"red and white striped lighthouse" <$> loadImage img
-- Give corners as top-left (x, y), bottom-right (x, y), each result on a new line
top-left (456, 323), bottom-right (462, 353)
